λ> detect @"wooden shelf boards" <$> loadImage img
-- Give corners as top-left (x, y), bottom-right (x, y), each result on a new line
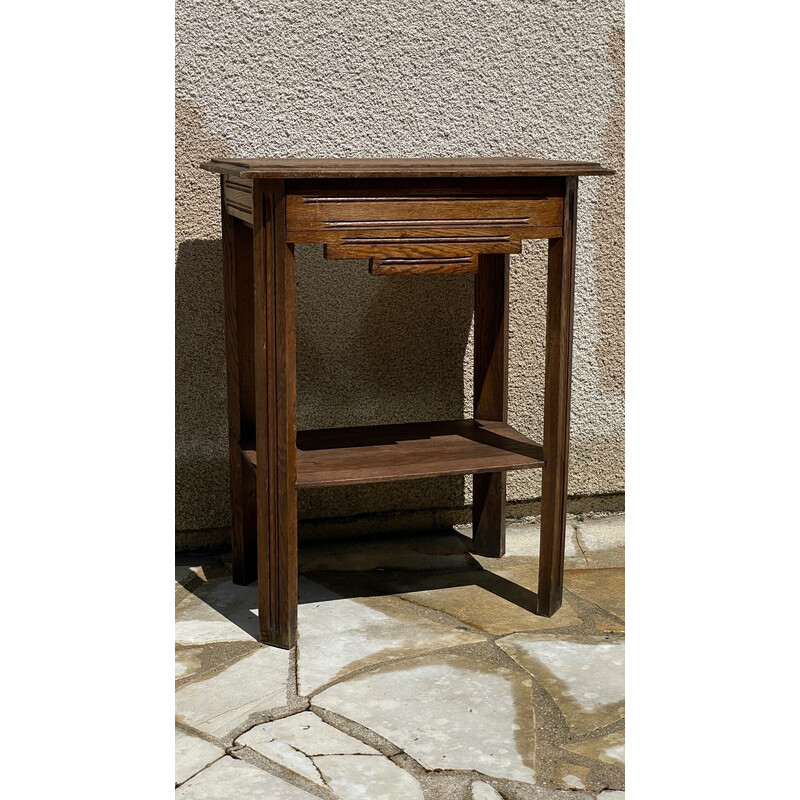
top-left (240, 418), bottom-right (544, 489)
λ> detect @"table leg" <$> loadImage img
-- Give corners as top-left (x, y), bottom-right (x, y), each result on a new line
top-left (221, 191), bottom-right (258, 585)
top-left (253, 179), bottom-right (298, 648)
top-left (472, 253), bottom-right (510, 557)
top-left (538, 176), bottom-right (578, 616)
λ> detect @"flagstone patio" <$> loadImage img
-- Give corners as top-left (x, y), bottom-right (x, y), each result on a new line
top-left (176, 514), bottom-right (625, 799)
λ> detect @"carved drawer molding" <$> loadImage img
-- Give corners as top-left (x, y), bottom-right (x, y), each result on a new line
top-left (222, 175), bottom-right (254, 225)
top-left (285, 178), bottom-right (565, 274)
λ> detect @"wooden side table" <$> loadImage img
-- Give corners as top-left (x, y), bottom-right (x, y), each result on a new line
top-left (200, 157), bottom-right (614, 648)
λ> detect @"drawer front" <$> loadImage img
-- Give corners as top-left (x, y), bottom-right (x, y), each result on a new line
top-left (285, 178), bottom-right (564, 274)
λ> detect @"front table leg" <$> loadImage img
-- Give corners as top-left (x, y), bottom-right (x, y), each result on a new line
top-left (252, 179), bottom-right (298, 648)
top-left (538, 176), bottom-right (578, 616)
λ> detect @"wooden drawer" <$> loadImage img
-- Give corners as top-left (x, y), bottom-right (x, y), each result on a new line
top-left (285, 178), bottom-right (564, 274)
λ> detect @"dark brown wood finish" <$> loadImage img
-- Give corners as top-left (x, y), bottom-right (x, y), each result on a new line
top-left (220, 187), bottom-right (246, 581)
top-left (285, 177), bottom-right (563, 275)
top-left (221, 183), bottom-right (257, 584)
top-left (472, 253), bottom-right (511, 557)
top-left (370, 256), bottom-right (478, 275)
top-left (252, 179), bottom-right (298, 648)
top-left (234, 218), bottom-right (257, 582)
top-left (240, 419), bottom-right (543, 488)
top-left (537, 176), bottom-right (579, 616)
top-left (223, 175), bottom-right (254, 226)
top-left (234, 221), bottom-right (257, 441)
top-left (286, 193), bottom-right (563, 232)
top-left (285, 176), bottom-right (567, 198)
top-left (201, 157), bottom-right (613, 647)
top-left (202, 157), bottom-right (614, 179)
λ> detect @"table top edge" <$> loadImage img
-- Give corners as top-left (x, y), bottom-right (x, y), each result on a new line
top-left (200, 157), bottom-right (616, 179)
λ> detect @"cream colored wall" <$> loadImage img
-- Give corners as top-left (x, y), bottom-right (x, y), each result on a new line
top-left (176, 1), bottom-right (624, 533)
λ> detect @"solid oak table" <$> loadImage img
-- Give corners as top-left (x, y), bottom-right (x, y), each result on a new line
top-left (200, 157), bottom-right (614, 648)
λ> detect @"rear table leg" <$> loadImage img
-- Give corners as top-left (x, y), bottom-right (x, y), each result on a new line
top-left (221, 189), bottom-right (257, 585)
top-left (472, 253), bottom-right (510, 557)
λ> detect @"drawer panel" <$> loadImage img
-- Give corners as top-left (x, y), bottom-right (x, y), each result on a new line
top-left (286, 181), bottom-right (563, 238)
top-left (323, 234), bottom-right (518, 260)
top-left (289, 196), bottom-right (563, 231)
top-left (370, 256), bottom-right (478, 275)
top-left (284, 177), bottom-right (564, 274)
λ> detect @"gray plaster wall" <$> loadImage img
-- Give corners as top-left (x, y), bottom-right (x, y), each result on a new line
top-left (176, 0), bottom-right (624, 533)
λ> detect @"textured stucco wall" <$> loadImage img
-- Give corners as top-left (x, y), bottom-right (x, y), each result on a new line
top-left (176, 0), bottom-right (624, 533)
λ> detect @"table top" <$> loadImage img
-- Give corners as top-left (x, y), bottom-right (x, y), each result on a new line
top-left (201, 157), bottom-right (614, 179)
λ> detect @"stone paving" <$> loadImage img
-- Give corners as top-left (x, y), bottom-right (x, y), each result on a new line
top-left (176, 514), bottom-right (625, 799)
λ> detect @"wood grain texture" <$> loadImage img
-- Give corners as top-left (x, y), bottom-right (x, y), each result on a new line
top-left (221, 183), bottom-right (257, 585)
top-left (474, 254), bottom-right (510, 422)
top-left (286, 177), bottom-right (563, 273)
top-left (537, 176), bottom-right (579, 616)
top-left (472, 253), bottom-right (510, 557)
top-left (296, 226), bottom-right (561, 249)
top-left (252, 179), bottom-right (298, 648)
top-left (208, 159), bottom-right (609, 639)
top-left (287, 176), bottom-right (567, 198)
top-left (321, 235), bottom-right (546, 262)
top-left (370, 256), bottom-right (477, 275)
top-left (201, 157), bottom-right (614, 179)
top-left (241, 419), bottom-right (543, 488)
top-left (323, 235), bottom-right (517, 258)
top-left (221, 185), bottom-right (246, 583)
top-left (287, 194), bottom-right (563, 232)
top-left (234, 219), bottom-right (257, 580)
top-left (286, 181), bottom-right (563, 250)
top-left (234, 221), bottom-right (256, 442)
top-left (223, 175), bottom-right (254, 226)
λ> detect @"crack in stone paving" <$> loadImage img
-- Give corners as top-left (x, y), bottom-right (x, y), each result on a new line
top-left (177, 522), bottom-right (624, 797)
top-left (174, 757), bottom-right (226, 789)
top-left (284, 740), bottom-right (328, 786)
top-left (315, 652), bottom-right (538, 783)
top-left (222, 701), bottom-right (312, 740)
top-left (296, 592), bottom-right (510, 689)
top-left (304, 638), bottom-right (492, 699)
top-left (229, 746), bottom-right (337, 799)
top-left (312, 639), bottom-right (545, 787)
top-left (185, 666), bottom-right (614, 798)
top-left (233, 708), bottom-right (433, 798)
top-left (309, 706), bottom-right (406, 758)
top-left (574, 530), bottom-right (590, 563)
top-left (288, 645), bottom-right (301, 702)
top-left (390, 593), bottom-right (499, 637)
top-left (296, 590), bottom-right (491, 695)
top-left (242, 714), bottom-right (390, 787)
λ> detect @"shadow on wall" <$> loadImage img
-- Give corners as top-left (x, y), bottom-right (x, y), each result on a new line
top-left (176, 238), bottom-right (228, 532)
top-left (175, 238), bottom-right (474, 530)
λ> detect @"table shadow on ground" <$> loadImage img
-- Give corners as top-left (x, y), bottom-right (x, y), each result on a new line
top-left (176, 529), bottom-right (541, 641)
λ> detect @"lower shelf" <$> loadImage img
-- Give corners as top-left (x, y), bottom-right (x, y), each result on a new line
top-left (241, 418), bottom-right (544, 489)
